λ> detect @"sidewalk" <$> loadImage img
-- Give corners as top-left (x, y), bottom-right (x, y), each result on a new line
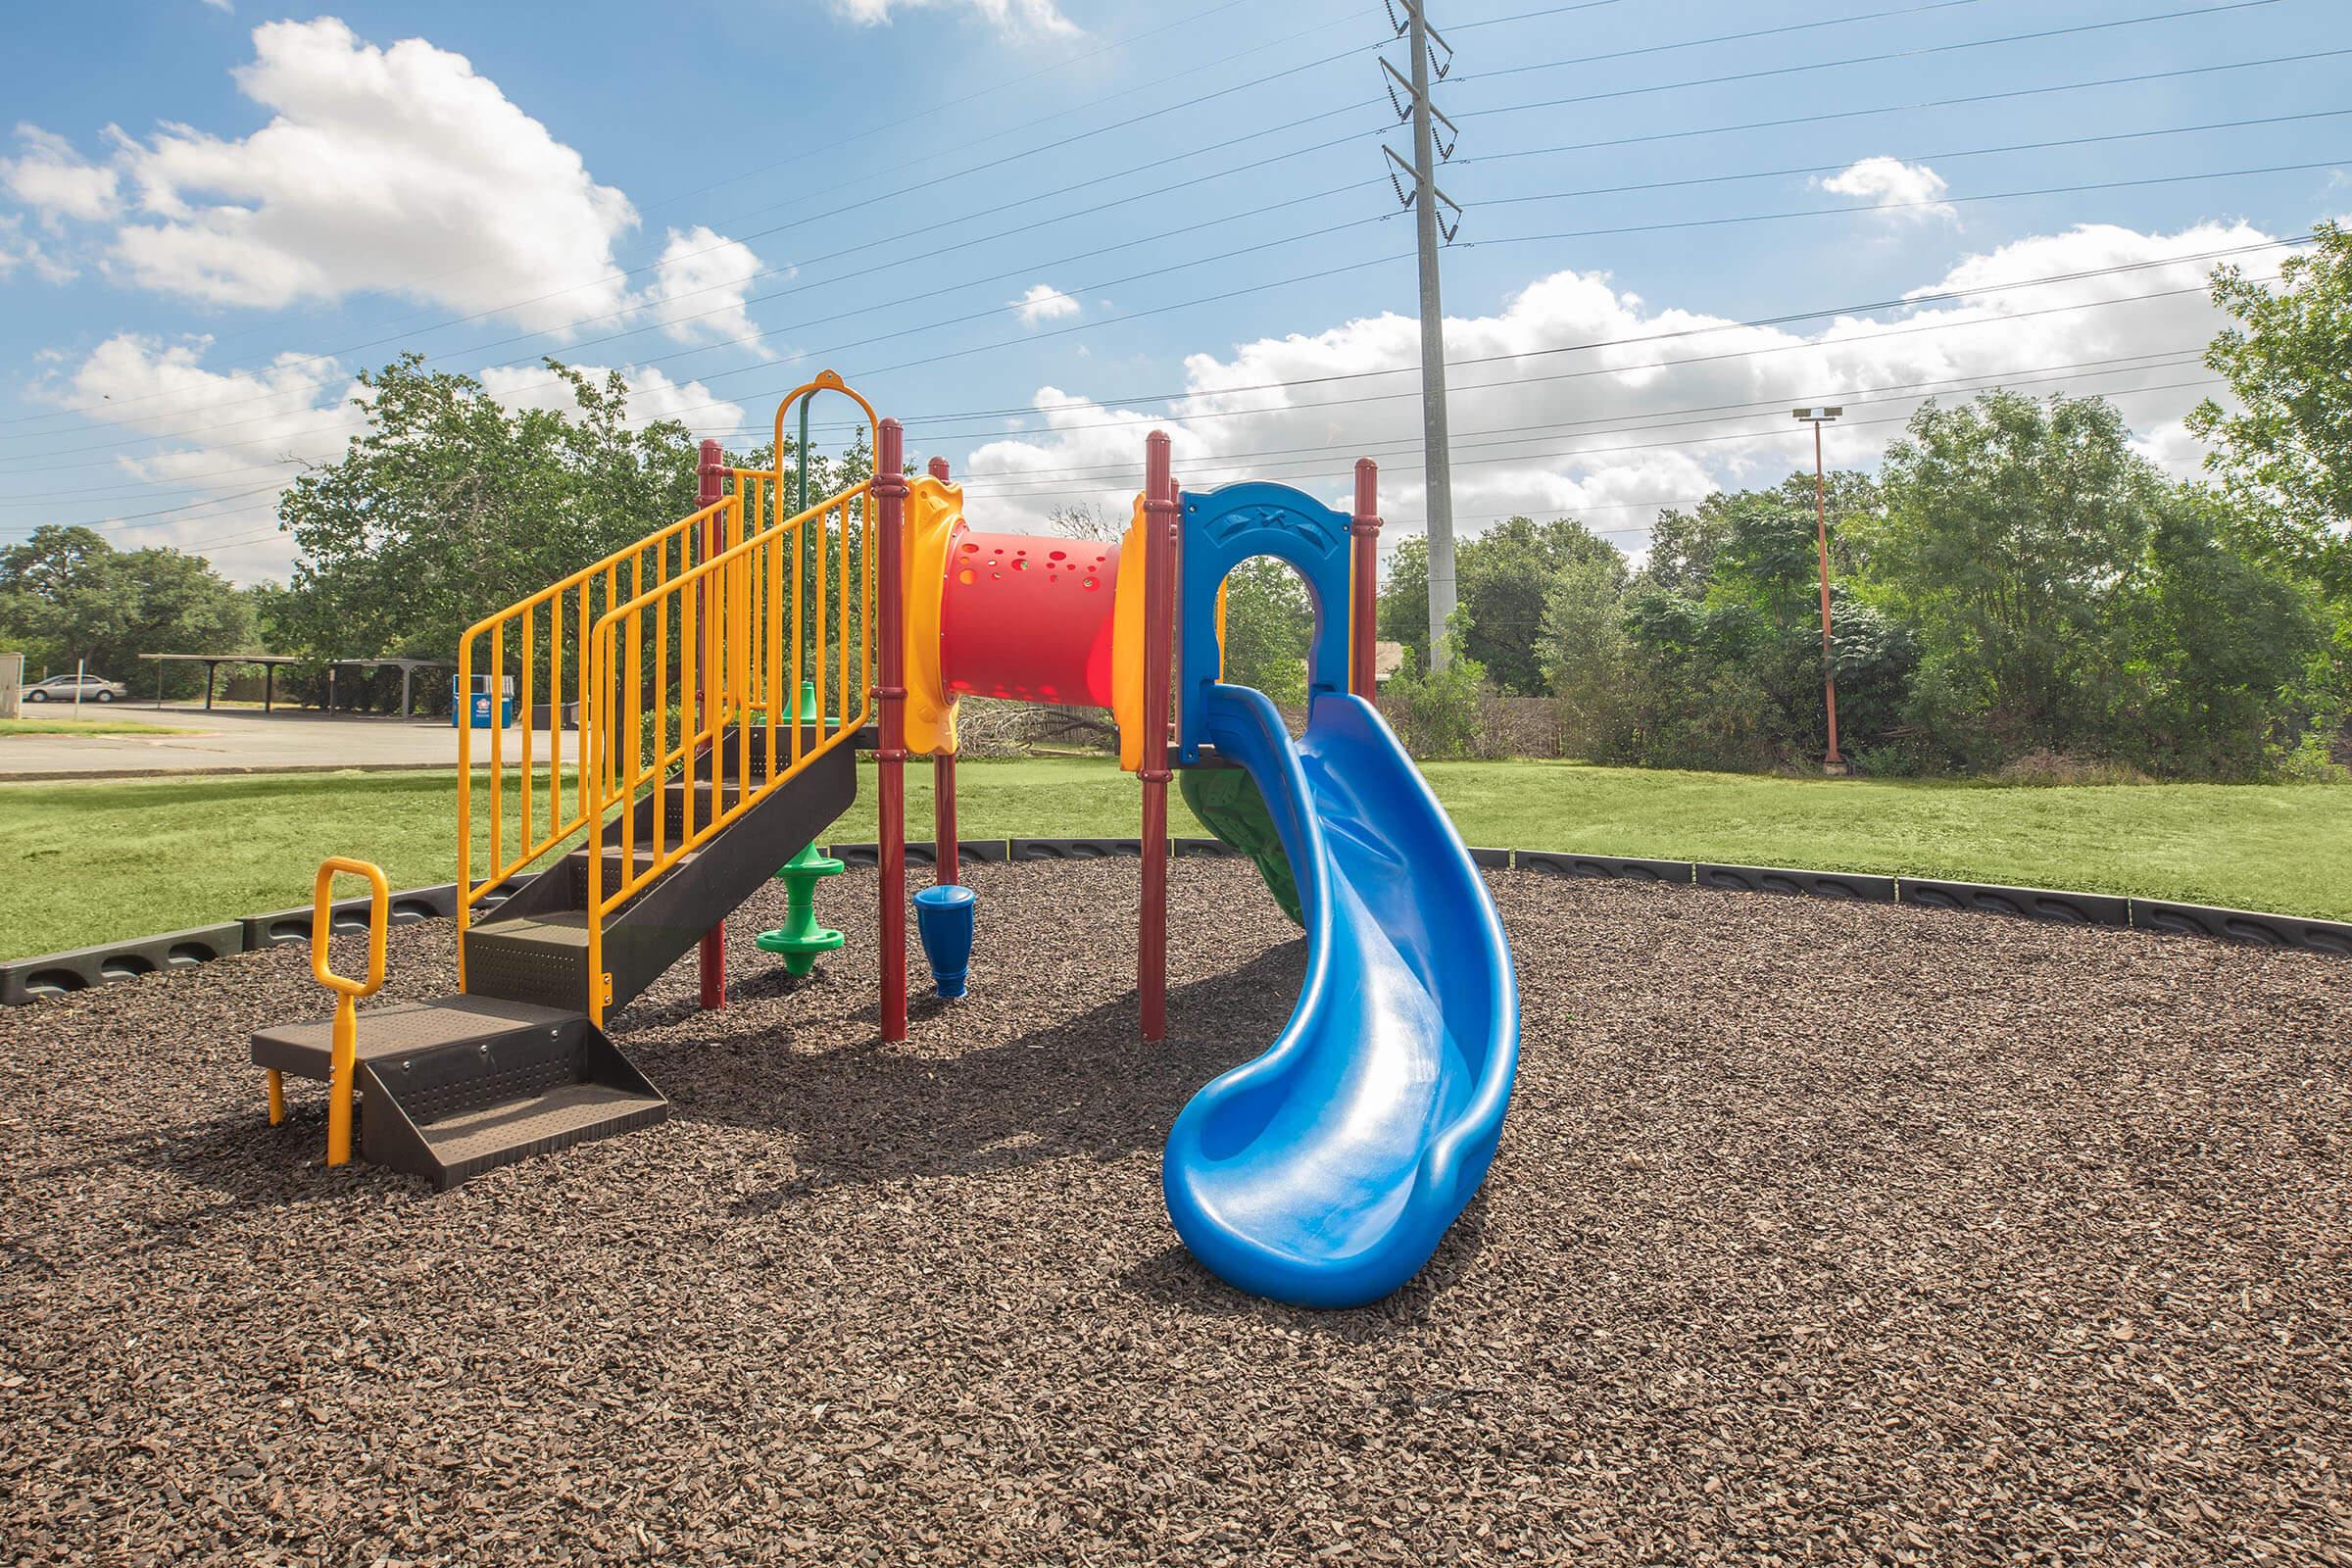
top-left (0, 707), bottom-right (581, 780)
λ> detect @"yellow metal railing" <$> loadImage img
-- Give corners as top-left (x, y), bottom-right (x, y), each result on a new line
top-left (581, 473), bottom-right (875, 1017)
top-left (452, 370), bottom-right (880, 1018)
top-left (455, 502), bottom-right (751, 956)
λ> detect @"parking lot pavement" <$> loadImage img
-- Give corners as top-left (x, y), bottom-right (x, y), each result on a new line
top-left (0, 708), bottom-right (582, 779)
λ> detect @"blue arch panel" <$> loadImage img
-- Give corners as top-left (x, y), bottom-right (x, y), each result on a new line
top-left (1176, 481), bottom-right (1354, 762)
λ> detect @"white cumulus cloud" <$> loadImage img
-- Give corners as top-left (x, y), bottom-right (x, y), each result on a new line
top-left (1818, 157), bottom-right (1956, 224)
top-left (476, 363), bottom-right (744, 432)
top-left (95, 19), bottom-right (641, 332)
top-left (0, 215), bottom-right (77, 282)
top-left (1, 122), bottom-right (122, 226)
top-left (1013, 283), bottom-right (1080, 326)
top-left (10, 21), bottom-right (773, 353)
top-left (828, 0), bottom-right (1076, 37)
top-left (646, 225), bottom-right (771, 355)
top-left (953, 220), bottom-right (2300, 551)
top-left (43, 333), bottom-right (364, 579)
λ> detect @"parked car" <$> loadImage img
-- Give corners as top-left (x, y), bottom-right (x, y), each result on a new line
top-left (22, 672), bottom-right (129, 704)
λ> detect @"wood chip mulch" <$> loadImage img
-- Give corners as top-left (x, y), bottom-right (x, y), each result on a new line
top-left (2, 859), bottom-right (2348, 1566)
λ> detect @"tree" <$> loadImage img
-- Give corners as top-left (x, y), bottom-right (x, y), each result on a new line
top-left (1854, 392), bottom-right (2159, 760)
top-left (0, 525), bottom-right (253, 693)
top-left (1377, 516), bottom-right (1626, 690)
top-left (1381, 626), bottom-right (1491, 760)
top-left (1216, 557), bottom-right (1315, 705)
top-left (1536, 555), bottom-right (1629, 758)
top-left (2187, 220), bottom-right (2352, 600)
top-left (272, 356), bottom-right (706, 664)
top-left (1046, 502), bottom-right (1122, 544)
top-left (1377, 534), bottom-right (1430, 669)
top-left (2113, 487), bottom-right (2331, 778)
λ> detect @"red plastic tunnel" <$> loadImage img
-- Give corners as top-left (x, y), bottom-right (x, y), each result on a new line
top-left (938, 530), bottom-right (1119, 707)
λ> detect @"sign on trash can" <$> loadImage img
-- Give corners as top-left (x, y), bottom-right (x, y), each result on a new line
top-left (451, 673), bottom-right (515, 729)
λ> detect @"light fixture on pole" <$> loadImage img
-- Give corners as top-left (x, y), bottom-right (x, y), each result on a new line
top-left (1791, 406), bottom-right (1846, 776)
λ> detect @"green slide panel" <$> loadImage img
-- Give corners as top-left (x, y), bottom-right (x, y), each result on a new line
top-left (1181, 763), bottom-right (1302, 927)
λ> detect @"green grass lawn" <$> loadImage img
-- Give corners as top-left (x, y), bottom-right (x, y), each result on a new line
top-left (0, 716), bottom-right (202, 736)
top-left (1, 758), bottom-right (2348, 959)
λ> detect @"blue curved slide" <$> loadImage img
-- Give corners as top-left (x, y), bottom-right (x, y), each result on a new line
top-left (1163, 683), bottom-right (1519, 1308)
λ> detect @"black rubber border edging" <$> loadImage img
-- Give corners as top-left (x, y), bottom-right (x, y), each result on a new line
top-left (1699, 863), bottom-right (1898, 903)
top-left (1897, 878), bottom-right (2130, 928)
top-left (0, 922), bottom-right (245, 1005)
top-left (1516, 852), bottom-right (1694, 884)
top-left (2129, 899), bottom-right (2352, 956)
top-left (826, 840), bottom-right (1012, 868)
top-left (6, 845), bottom-right (2348, 1005)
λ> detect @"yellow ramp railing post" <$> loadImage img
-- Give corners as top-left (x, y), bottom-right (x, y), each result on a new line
top-left (308, 858), bottom-right (389, 1167)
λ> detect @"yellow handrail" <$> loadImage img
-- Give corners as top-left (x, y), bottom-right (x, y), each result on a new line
top-left (451, 369), bottom-right (882, 1018)
top-left (582, 473), bottom-right (876, 1021)
top-left (276, 857), bottom-right (390, 1168)
top-left (455, 503), bottom-right (731, 956)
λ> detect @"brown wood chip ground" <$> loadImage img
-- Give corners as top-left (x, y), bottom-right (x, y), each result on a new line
top-left (2, 859), bottom-right (2347, 1565)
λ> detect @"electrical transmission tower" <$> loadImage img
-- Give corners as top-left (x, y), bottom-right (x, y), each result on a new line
top-left (1383, 0), bottom-right (1463, 670)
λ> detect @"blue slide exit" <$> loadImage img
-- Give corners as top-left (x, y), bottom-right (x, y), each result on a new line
top-left (1163, 682), bottom-right (1519, 1308)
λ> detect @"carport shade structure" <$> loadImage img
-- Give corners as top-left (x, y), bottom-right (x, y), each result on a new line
top-left (138, 654), bottom-right (451, 715)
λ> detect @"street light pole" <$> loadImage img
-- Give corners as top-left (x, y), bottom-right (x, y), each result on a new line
top-left (1793, 406), bottom-right (1846, 776)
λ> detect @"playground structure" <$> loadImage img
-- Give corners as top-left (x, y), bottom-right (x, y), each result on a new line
top-left (251, 371), bottom-right (1519, 1308)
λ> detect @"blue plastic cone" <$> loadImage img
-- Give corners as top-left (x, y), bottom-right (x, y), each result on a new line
top-left (912, 884), bottom-right (979, 1000)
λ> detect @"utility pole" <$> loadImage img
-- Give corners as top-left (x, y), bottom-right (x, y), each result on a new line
top-left (1384, 1), bottom-right (1462, 670)
top-left (1793, 407), bottom-right (1847, 776)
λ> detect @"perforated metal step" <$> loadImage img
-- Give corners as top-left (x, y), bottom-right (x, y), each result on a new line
top-left (252, 996), bottom-right (576, 1081)
top-left (461, 912), bottom-right (590, 1013)
top-left (352, 1002), bottom-right (664, 1190)
top-left (411, 1081), bottom-right (665, 1188)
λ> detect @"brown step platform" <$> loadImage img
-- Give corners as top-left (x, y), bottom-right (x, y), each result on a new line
top-left (251, 994), bottom-right (664, 1190)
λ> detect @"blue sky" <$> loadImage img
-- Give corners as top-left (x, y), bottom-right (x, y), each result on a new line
top-left (1, 0), bottom-right (2344, 580)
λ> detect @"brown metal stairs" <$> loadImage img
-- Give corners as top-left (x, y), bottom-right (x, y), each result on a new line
top-left (250, 725), bottom-right (863, 1189)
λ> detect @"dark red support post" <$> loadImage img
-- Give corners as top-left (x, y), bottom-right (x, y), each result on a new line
top-left (696, 437), bottom-right (727, 1010)
top-left (927, 456), bottom-right (951, 483)
top-left (1139, 432), bottom-right (1177, 1043)
top-left (1350, 458), bottom-right (1382, 696)
top-left (875, 420), bottom-right (912, 1043)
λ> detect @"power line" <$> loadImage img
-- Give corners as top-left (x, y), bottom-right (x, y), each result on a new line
top-left (1454, 42), bottom-right (2352, 131)
top-left (14, 36), bottom-right (2334, 441)
top-left (940, 351), bottom-right (2213, 492)
top-left (127, 0), bottom-right (1376, 388)
top-left (133, 360), bottom-right (2224, 551)
top-left (1449, 0), bottom-right (1989, 73)
top-left (15, 92), bottom-right (2316, 465)
top-left (7, 0), bottom-right (2227, 438)
top-left (20, 87), bottom-right (2290, 447)
top-left (952, 375), bottom-right (2230, 508)
top-left (12, 233), bottom-right (2297, 492)
top-left (1454, 0), bottom-right (2285, 102)
top-left (1461, 107), bottom-right (2352, 199)
top-left (868, 237), bottom-right (2306, 431)
top-left (8, 162), bottom-right (1393, 444)
top-left (1471, 155), bottom-right (2350, 243)
top-left (52, 357), bottom-right (2222, 553)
